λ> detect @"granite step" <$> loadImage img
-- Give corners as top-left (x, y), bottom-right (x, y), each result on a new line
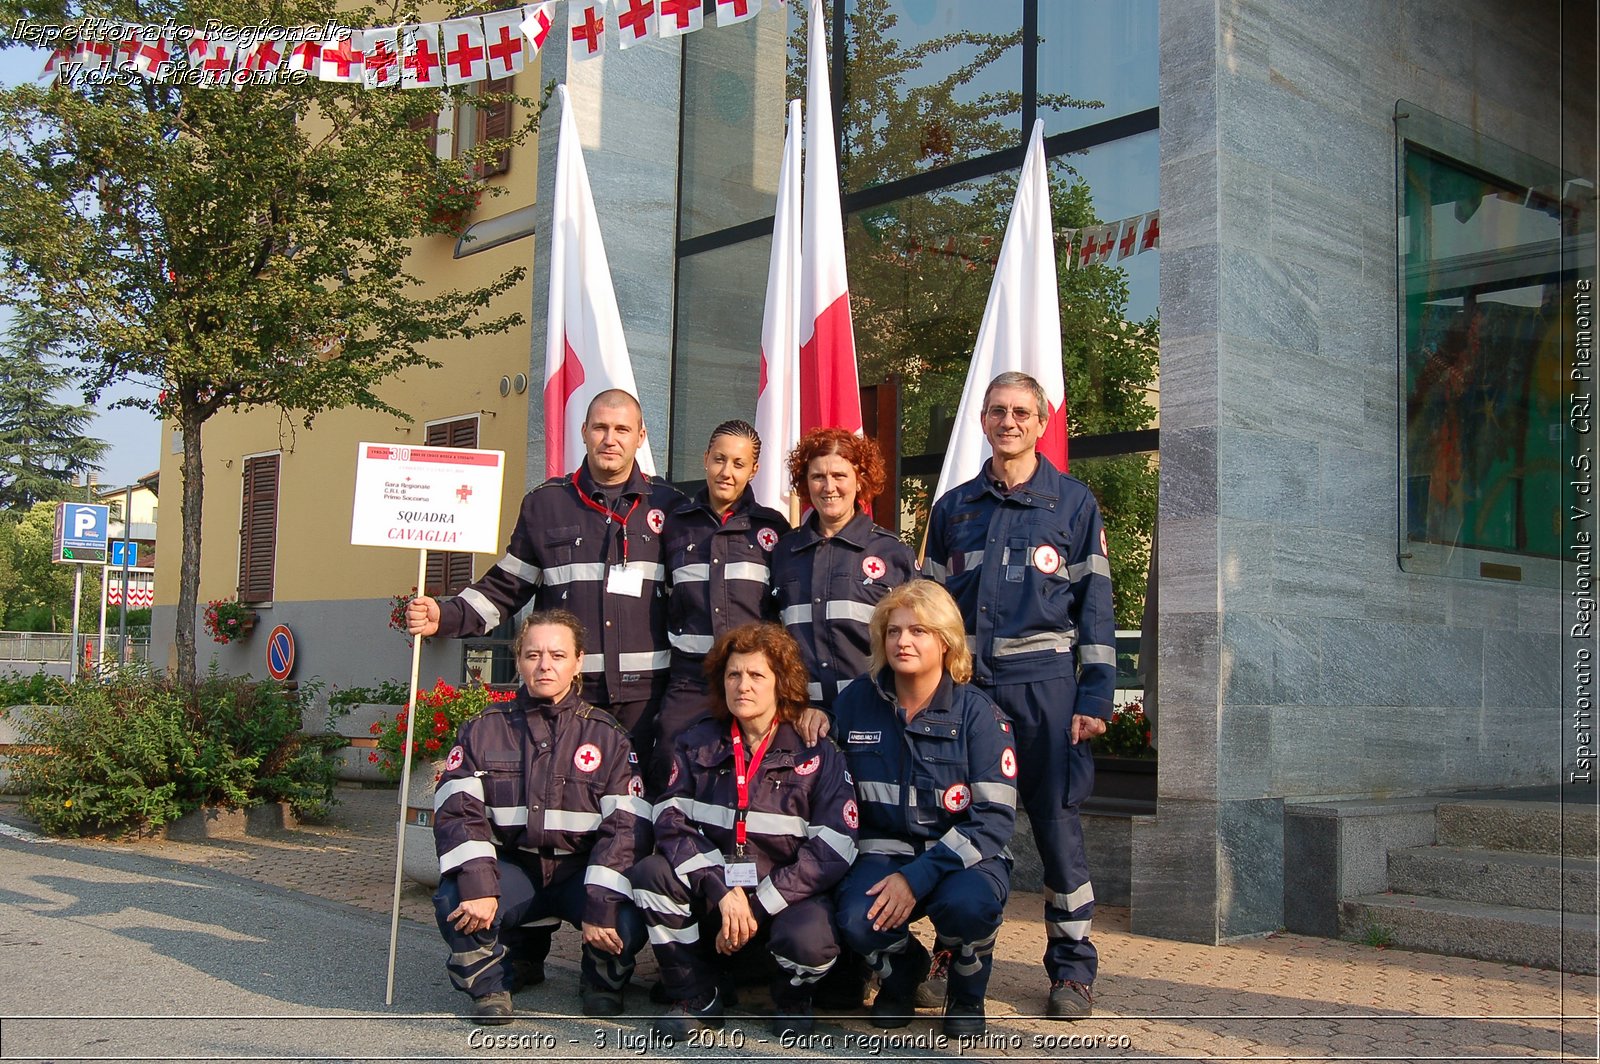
top-left (1388, 845), bottom-right (1599, 913)
top-left (1340, 893), bottom-right (1599, 975)
top-left (1436, 801), bottom-right (1598, 858)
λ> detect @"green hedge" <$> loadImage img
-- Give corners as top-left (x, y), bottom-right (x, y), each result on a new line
top-left (4, 668), bottom-right (343, 836)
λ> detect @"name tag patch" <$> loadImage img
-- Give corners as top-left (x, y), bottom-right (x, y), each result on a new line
top-left (847, 730), bottom-right (881, 744)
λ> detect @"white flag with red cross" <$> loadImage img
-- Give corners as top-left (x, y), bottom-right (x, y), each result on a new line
top-left (239, 37), bottom-right (285, 77)
top-left (542, 84), bottom-right (657, 478)
top-left (286, 36), bottom-right (323, 74)
top-left (193, 39), bottom-right (238, 86)
top-left (361, 28), bottom-right (401, 88)
top-left (441, 17), bottom-right (487, 84)
top-left (481, 8), bottom-right (528, 76)
top-left (318, 28), bottom-right (365, 83)
top-left (1138, 210), bottom-right (1160, 253)
top-left (569, 0), bottom-right (607, 61)
top-left (614, 0), bottom-right (657, 49)
top-left (400, 24), bottom-right (444, 88)
top-left (1094, 223), bottom-right (1119, 263)
top-left (1116, 216), bottom-right (1140, 259)
top-left (932, 120), bottom-right (1070, 509)
top-left (753, 99), bottom-right (803, 514)
top-left (657, 0), bottom-right (704, 37)
top-left (70, 36), bottom-right (112, 73)
top-left (799, 0), bottom-right (862, 434)
top-left (130, 33), bottom-right (174, 77)
top-left (716, 0), bottom-right (763, 26)
top-left (520, 3), bottom-right (556, 54)
top-left (114, 30), bottom-right (145, 73)
top-left (39, 47), bottom-right (69, 83)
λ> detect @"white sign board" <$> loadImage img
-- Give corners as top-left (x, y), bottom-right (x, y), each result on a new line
top-left (351, 443), bottom-right (506, 554)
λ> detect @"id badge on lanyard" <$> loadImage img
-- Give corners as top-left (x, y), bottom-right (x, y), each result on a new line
top-left (728, 720), bottom-right (774, 875)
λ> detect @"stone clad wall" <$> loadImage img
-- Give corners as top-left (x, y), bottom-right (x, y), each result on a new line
top-left (1136, 0), bottom-right (1590, 941)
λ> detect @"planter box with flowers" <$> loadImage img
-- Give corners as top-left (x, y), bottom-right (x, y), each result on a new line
top-left (204, 596), bottom-right (257, 644)
top-left (1091, 699), bottom-right (1156, 806)
top-left (422, 183), bottom-right (481, 237)
top-left (369, 678), bottom-right (516, 887)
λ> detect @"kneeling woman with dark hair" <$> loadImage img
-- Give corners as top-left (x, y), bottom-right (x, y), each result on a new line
top-left (832, 581), bottom-right (1017, 1037)
top-left (630, 622), bottom-right (858, 1037)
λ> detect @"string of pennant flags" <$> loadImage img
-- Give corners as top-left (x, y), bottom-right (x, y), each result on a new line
top-left (38, 0), bottom-right (783, 89)
top-left (896, 212), bottom-right (1160, 271)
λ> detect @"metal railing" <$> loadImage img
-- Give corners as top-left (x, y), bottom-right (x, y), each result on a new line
top-left (0, 631), bottom-right (150, 667)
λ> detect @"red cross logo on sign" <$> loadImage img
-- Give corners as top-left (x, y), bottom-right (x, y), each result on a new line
top-left (842, 799), bottom-right (859, 829)
top-left (795, 755), bottom-right (820, 776)
top-left (942, 782), bottom-right (971, 812)
top-left (574, 743), bottom-right (602, 773)
top-left (445, 745), bottom-right (464, 771)
top-left (1033, 544), bottom-right (1061, 575)
top-left (456, 484), bottom-right (473, 503)
top-left (647, 508), bottom-right (665, 534)
top-left (627, 775), bottom-right (645, 798)
top-left (862, 556), bottom-right (886, 581)
top-left (1000, 748), bottom-right (1017, 779)
top-left (756, 527), bottom-right (778, 553)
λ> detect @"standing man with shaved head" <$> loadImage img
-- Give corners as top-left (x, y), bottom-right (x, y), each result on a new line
top-left (409, 388), bottom-right (685, 785)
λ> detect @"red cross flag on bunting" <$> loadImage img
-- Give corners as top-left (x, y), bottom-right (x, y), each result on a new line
top-left (657, 0), bottom-right (704, 38)
top-left (716, 0), bottom-right (763, 26)
top-left (70, 37), bottom-right (110, 73)
top-left (520, 2), bottom-right (557, 54)
top-left (442, 16), bottom-right (487, 84)
top-left (615, 0), bottom-right (657, 49)
top-left (570, 0), bottom-right (607, 61)
top-left (1139, 210), bottom-right (1160, 253)
top-left (131, 34), bottom-right (174, 77)
top-left (400, 24), bottom-right (444, 88)
top-left (482, 8), bottom-right (527, 76)
top-left (1116, 216), bottom-right (1140, 259)
top-left (239, 37), bottom-right (284, 77)
top-left (318, 29), bottom-right (365, 84)
top-left (195, 40), bottom-right (238, 86)
top-left (361, 28), bottom-right (401, 88)
top-left (286, 37), bottom-right (322, 74)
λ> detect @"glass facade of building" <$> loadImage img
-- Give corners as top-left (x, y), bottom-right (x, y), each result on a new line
top-left (669, 0), bottom-right (1160, 553)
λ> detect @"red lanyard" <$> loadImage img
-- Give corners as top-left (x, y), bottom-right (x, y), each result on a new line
top-left (730, 719), bottom-right (774, 851)
top-left (572, 472), bottom-right (640, 563)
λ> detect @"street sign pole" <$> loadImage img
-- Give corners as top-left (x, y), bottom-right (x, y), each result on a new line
top-left (69, 566), bottom-right (83, 683)
top-left (96, 561), bottom-right (108, 675)
top-left (118, 485), bottom-right (132, 662)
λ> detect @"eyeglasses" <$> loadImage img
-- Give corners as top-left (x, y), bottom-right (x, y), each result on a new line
top-left (984, 405), bottom-right (1038, 424)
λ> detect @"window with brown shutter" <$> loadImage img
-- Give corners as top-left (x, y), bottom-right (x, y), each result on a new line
top-left (238, 454), bottom-right (279, 604)
top-left (475, 76), bottom-right (512, 178)
top-left (424, 416), bottom-right (480, 596)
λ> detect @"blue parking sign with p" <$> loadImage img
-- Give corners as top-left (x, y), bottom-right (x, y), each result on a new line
top-left (54, 502), bottom-right (110, 564)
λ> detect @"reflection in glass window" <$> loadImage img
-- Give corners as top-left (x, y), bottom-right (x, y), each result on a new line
top-left (786, 0), bottom-right (1023, 191)
top-left (1037, 0), bottom-right (1158, 132)
top-left (669, 237), bottom-right (774, 477)
top-left (1398, 105), bottom-right (1593, 582)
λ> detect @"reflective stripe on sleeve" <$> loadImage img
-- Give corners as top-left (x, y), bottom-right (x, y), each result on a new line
top-left (938, 827), bottom-right (982, 868)
top-left (1077, 643), bottom-right (1116, 667)
top-left (583, 864), bottom-right (633, 897)
top-left (922, 558), bottom-right (949, 581)
top-left (971, 781), bottom-right (1017, 808)
top-left (438, 839), bottom-right (497, 873)
top-left (746, 811), bottom-right (808, 837)
top-left (806, 824), bottom-right (858, 862)
top-left (459, 588), bottom-right (502, 630)
top-left (656, 797), bottom-right (736, 829)
top-left (673, 849), bottom-right (725, 888)
top-left (600, 794), bottom-right (652, 819)
top-left (433, 776), bottom-right (485, 811)
top-left (1066, 555), bottom-right (1113, 581)
top-left (806, 681), bottom-right (823, 702)
top-left (669, 632), bottom-right (715, 654)
top-left (494, 553), bottom-right (542, 584)
top-left (756, 877), bottom-right (787, 916)
top-left (543, 808), bottom-right (602, 833)
top-left (633, 888), bottom-right (694, 917)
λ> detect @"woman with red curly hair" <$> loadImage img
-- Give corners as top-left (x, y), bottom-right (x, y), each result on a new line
top-left (629, 623), bottom-right (857, 1038)
top-left (771, 428), bottom-right (918, 726)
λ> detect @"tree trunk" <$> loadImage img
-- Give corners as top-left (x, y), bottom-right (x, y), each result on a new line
top-left (176, 403), bottom-right (205, 687)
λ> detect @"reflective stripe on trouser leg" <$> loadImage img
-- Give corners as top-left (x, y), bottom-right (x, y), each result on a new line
top-left (921, 858), bottom-right (1009, 1005)
top-left (433, 859), bottom-right (543, 999)
top-left (629, 853), bottom-right (715, 1001)
top-left (980, 677), bottom-right (1099, 985)
top-left (834, 854), bottom-right (918, 993)
top-left (768, 896), bottom-right (840, 990)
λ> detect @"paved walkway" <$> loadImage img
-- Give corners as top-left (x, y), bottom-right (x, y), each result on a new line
top-left (3, 784), bottom-right (1595, 1061)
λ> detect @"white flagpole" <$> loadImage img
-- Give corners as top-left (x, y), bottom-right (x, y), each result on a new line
top-left (384, 548), bottom-right (430, 1005)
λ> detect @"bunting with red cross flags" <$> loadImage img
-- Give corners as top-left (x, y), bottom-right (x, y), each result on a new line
top-left (482, 7), bottom-right (528, 76)
top-left (657, 0), bottom-right (704, 38)
top-left (361, 28), bottom-right (401, 88)
top-left (442, 16), bottom-right (487, 83)
top-left (286, 36), bottom-right (322, 74)
top-left (318, 28), bottom-right (365, 84)
top-left (195, 39), bottom-right (238, 86)
top-left (615, 0), bottom-right (658, 49)
top-left (716, 0), bottom-right (763, 25)
top-left (70, 35), bottom-right (111, 73)
top-left (1139, 210), bottom-right (1160, 253)
top-left (1116, 215), bottom-right (1140, 259)
top-left (129, 33), bottom-right (172, 76)
top-left (570, 0), bottom-right (607, 61)
top-left (400, 23), bottom-right (444, 88)
top-left (240, 37), bottom-right (285, 77)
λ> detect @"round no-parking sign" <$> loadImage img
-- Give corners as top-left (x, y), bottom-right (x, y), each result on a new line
top-left (266, 624), bottom-right (296, 681)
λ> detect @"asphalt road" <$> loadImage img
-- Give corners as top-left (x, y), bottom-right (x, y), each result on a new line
top-left (0, 831), bottom-right (860, 1063)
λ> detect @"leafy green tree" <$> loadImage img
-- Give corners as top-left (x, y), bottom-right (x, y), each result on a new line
top-left (0, 500), bottom-right (102, 631)
top-left (0, 313), bottom-right (109, 515)
top-left (0, 0), bottom-right (535, 681)
top-left (791, 0), bottom-right (1158, 625)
